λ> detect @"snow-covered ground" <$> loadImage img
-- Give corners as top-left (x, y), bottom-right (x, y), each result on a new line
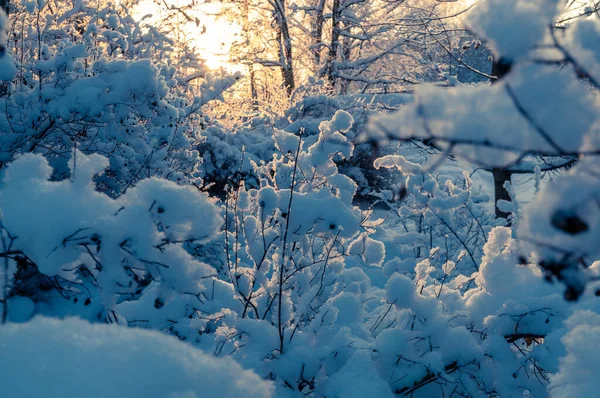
top-left (0, 317), bottom-right (274, 398)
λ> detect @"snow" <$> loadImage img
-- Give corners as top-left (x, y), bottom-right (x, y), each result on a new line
top-left (562, 17), bottom-right (600, 84)
top-left (6, 296), bottom-right (35, 323)
top-left (385, 272), bottom-right (416, 307)
top-left (0, 55), bottom-right (17, 81)
top-left (371, 65), bottom-right (598, 167)
top-left (465, 0), bottom-right (561, 60)
top-left (549, 311), bottom-right (600, 398)
top-left (0, 151), bottom-right (222, 315)
top-left (324, 351), bottom-right (394, 398)
top-left (0, 0), bottom-right (599, 396)
top-left (0, 317), bottom-right (273, 398)
top-left (349, 233), bottom-right (386, 266)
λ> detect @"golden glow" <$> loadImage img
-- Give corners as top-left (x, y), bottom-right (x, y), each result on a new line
top-left (134, 1), bottom-right (241, 71)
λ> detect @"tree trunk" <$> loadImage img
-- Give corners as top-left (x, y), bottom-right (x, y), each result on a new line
top-left (241, 0), bottom-right (258, 109)
top-left (339, 28), bottom-right (351, 95)
top-left (326, 0), bottom-right (341, 89)
top-left (249, 64), bottom-right (258, 110)
top-left (0, 0), bottom-right (9, 97)
top-left (274, 0), bottom-right (295, 96)
top-left (313, 0), bottom-right (326, 68)
top-left (492, 168), bottom-right (512, 219)
top-left (490, 58), bottom-right (513, 221)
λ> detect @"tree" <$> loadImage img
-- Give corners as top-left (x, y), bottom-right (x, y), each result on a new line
top-left (213, 0), bottom-right (464, 105)
top-left (219, 0), bottom-right (296, 96)
top-left (368, 0), bottom-right (600, 298)
top-left (295, 0), bottom-right (463, 94)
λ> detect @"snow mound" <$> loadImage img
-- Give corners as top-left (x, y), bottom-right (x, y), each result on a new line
top-left (0, 317), bottom-right (273, 398)
top-left (324, 351), bottom-right (394, 398)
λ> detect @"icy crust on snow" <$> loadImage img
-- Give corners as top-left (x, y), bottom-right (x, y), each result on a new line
top-left (0, 316), bottom-right (273, 398)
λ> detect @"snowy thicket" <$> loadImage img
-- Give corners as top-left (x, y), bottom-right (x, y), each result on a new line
top-left (370, 0), bottom-right (600, 300)
top-left (0, 1), bottom-right (599, 397)
top-left (0, 0), bottom-right (237, 194)
top-left (0, 150), bottom-right (222, 323)
top-left (0, 110), bottom-right (594, 397)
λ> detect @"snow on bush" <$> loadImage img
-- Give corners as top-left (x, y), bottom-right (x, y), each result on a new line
top-left (0, 316), bottom-right (273, 398)
top-left (368, 0), bottom-right (600, 299)
top-left (0, 1), bottom-right (599, 397)
top-left (0, 1), bottom-right (238, 194)
top-left (465, 0), bottom-right (562, 61)
top-left (0, 150), bottom-right (221, 322)
top-left (374, 154), bottom-right (492, 274)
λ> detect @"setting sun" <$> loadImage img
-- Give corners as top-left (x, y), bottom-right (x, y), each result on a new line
top-left (134, 1), bottom-right (241, 71)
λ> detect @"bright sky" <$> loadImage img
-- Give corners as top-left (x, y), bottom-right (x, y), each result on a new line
top-left (134, 0), bottom-right (477, 72)
top-left (133, 0), bottom-right (590, 72)
top-left (133, 1), bottom-right (241, 71)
